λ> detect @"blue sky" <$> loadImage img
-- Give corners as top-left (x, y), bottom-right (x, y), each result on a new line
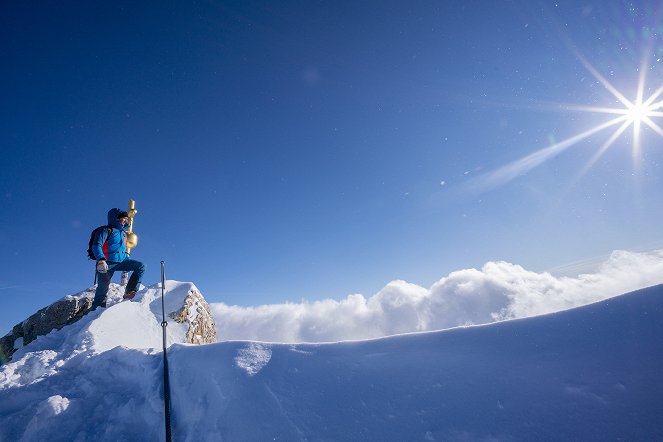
top-left (2, 1), bottom-right (663, 334)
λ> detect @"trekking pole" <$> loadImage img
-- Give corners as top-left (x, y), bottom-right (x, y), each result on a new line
top-left (160, 261), bottom-right (173, 442)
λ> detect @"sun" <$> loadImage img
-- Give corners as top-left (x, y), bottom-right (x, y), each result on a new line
top-left (574, 55), bottom-right (663, 158)
top-left (468, 55), bottom-right (663, 192)
top-left (626, 100), bottom-right (654, 124)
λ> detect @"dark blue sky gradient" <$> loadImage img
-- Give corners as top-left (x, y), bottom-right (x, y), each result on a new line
top-left (2, 1), bottom-right (663, 333)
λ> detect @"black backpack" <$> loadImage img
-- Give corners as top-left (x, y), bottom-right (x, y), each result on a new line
top-left (87, 226), bottom-right (112, 260)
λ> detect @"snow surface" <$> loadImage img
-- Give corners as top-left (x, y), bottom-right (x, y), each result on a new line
top-left (1, 281), bottom-right (662, 441)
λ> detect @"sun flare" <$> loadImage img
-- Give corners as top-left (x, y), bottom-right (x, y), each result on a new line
top-left (470, 55), bottom-right (663, 192)
top-left (627, 101), bottom-right (653, 123)
top-left (575, 55), bottom-right (663, 156)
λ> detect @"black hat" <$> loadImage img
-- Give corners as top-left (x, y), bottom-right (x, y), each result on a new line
top-left (117, 210), bottom-right (129, 219)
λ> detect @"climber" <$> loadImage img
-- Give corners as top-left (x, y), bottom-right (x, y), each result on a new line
top-left (90, 208), bottom-right (145, 309)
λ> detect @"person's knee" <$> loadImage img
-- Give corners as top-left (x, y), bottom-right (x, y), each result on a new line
top-left (137, 262), bottom-right (146, 274)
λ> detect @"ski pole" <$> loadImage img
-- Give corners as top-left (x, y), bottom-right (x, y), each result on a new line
top-left (160, 261), bottom-right (173, 442)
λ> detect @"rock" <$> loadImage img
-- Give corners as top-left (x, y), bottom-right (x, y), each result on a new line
top-left (24, 296), bottom-right (95, 344)
top-left (1, 294), bottom-right (95, 362)
top-left (168, 287), bottom-right (217, 345)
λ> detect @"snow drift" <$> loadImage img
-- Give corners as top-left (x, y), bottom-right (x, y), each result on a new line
top-left (1, 280), bottom-right (662, 441)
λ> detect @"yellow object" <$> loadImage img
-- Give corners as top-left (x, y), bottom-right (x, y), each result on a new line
top-left (125, 199), bottom-right (139, 253)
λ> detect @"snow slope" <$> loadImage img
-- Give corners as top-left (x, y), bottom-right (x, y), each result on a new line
top-left (1, 282), bottom-right (662, 441)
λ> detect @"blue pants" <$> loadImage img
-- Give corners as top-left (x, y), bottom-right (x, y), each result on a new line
top-left (93, 259), bottom-right (146, 309)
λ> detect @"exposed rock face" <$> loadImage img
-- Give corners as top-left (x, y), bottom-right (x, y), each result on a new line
top-left (168, 287), bottom-right (217, 345)
top-left (1, 294), bottom-right (94, 362)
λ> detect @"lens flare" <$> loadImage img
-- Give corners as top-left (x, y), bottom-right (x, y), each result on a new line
top-left (469, 53), bottom-right (663, 193)
top-left (627, 101), bottom-right (651, 122)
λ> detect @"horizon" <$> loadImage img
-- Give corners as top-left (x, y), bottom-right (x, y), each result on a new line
top-left (3, 248), bottom-right (663, 341)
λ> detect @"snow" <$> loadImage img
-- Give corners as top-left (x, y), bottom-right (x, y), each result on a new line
top-left (87, 281), bottom-right (194, 353)
top-left (1, 281), bottom-right (663, 441)
top-left (234, 343), bottom-right (273, 377)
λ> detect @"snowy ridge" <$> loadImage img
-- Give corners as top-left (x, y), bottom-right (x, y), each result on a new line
top-left (1, 281), bottom-right (199, 389)
top-left (1, 284), bottom-right (663, 440)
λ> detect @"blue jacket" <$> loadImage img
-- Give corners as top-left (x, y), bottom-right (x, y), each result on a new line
top-left (92, 208), bottom-right (130, 263)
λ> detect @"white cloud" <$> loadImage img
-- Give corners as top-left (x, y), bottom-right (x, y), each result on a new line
top-left (210, 249), bottom-right (663, 343)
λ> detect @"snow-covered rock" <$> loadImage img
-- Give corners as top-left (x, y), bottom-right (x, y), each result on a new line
top-left (0, 281), bottom-right (216, 362)
top-left (0, 286), bottom-right (100, 362)
top-left (168, 286), bottom-right (217, 345)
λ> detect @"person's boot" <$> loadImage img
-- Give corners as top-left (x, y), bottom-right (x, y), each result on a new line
top-left (123, 291), bottom-right (136, 300)
top-left (92, 298), bottom-right (107, 310)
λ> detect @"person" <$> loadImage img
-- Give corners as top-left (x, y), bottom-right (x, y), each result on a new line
top-left (91, 208), bottom-right (145, 309)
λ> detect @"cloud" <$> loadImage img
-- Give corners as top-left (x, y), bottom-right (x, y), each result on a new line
top-left (210, 249), bottom-right (663, 343)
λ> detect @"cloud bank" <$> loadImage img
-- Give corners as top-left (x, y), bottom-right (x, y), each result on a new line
top-left (210, 249), bottom-right (663, 343)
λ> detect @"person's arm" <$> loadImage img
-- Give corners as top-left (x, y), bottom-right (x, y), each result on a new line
top-left (92, 228), bottom-right (110, 261)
